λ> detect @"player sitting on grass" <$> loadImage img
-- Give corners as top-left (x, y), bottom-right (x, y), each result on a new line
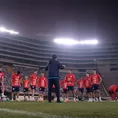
top-left (109, 85), bottom-right (118, 101)
top-left (11, 71), bottom-right (22, 101)
top-left (37, 73), bottom-right (47, 102)
top-left (76, 77), bottom-right (84, 101)
top-left (91, 70), bottom-right (102, 102)
top-left (23, 76), bottom-right (30, 101)
top-left (84, 72), bottom-right (92, 102)
top-left (65, 70), bottom-right (76, 102)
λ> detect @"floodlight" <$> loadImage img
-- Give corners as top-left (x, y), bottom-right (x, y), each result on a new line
top-left (78, 39), bottom-right (98, 44)
top-left (0, 27), bottom-right (6, 32)
top-left (54, 38), bottom-right (79, 45)
top-left (0, 27), bottom-right (19, 35)
top-left (54, 38), bottom-right (98, 45)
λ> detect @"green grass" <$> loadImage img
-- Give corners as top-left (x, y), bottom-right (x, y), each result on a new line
top-left (0, 112), bottom-right (38, 118)
top-left (0, 101), bottom-right (118, 118)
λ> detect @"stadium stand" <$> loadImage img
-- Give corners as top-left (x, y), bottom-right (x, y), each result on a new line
top-left (0, 34), bottom-right (118, 96)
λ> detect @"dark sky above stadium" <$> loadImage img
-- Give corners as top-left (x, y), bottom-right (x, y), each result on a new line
top-left (0, 0), bottom-right (118, 40)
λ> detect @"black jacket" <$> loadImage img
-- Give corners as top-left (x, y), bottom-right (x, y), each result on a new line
top-left (45, 59), bottom-right (64, 78)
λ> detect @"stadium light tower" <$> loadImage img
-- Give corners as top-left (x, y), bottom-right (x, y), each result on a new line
top-left (0, 27), bottom-right (19, 35)
top-left (54, 38), bottom-right (98, 45)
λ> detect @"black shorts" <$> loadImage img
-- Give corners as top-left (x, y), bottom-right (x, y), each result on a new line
top-left (92, 84), bottom-right (99, 91)
top-left (63, 89), bottom-right (67, 93)
top-left (0, 87), bottom-right (2, 93)
top-left (39, 87), bottom-right (45, 92)
top-left (12, 86), bottom-right (20, 92)
top-left (78, 88), bottom-right (84, 93)
top-left (116, 89), bottom-right (118, 92)
top-left (52, 88), bottom-right (56, 93)
top-left (31, 85), bottom-right (36, 90)
top-left (86, 88), bottom-right (92, 93)
top-left (109, 90), bottom-right (113, 95)
top-left (67, 86), bottom-right (74, 91)
top-left (24, 88), bottom-right (29, 92)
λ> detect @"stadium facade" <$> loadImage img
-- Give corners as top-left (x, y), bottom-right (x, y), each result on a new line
top-left (0, 33), bottom-right (118, 90)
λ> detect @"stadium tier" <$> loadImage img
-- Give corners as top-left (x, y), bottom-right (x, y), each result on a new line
top-left (0, 34), bottom-right (118, 89)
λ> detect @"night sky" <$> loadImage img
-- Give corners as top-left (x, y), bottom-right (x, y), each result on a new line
top-left (0, 0), bottom-right (118, 41)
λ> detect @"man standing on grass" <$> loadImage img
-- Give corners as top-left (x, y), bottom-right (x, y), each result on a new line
top-left (37, 73), bottom-right (47, 102)
top-left (29, 71), bottom-right (38, 101)
top-left (45, 54), bottom-right (65, 103)
top-left (11, 71), bottom-right (22, 101)
top-left (91, 69), bottom-right (102, 102)
top-left (65, 70), bottom-right (76, 102)
top-left (76, 77), bottom-right (84, 101)
top-left (84, 72), bottom-right (92, 102)
top-left (23, 76), bottom-right (30, 101)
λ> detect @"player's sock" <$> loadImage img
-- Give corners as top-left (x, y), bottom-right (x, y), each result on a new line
top-left (2, 93), bottom-right (5, 97)
top-left (37, 97), bottom-right (40, 102)
top-left (54, 97), bottom-right (57, 101)
top-left (99, 97), bottom-right (102, 101)
top-left (95, 98), bottom-right (98, 102)
top-left (16, 98), bottom-right (20, 101)
top-left (73, 98), bottom-right (76, 102)
top-left (27, 97), bottom-right (29, 101)
top-left (60, 97), bottom-right (64, 101)
top-left (64, 98), bottom-right (68, 102)
top-left (41, 97), bottom-right (44, 102)
top-left (90, 98), bottom-right (92, 102)
top-left (93, 98), bottom-right (96, 102)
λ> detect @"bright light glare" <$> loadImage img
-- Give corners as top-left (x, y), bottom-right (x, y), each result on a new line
top-left (54, 38), bottom-right (79, 45)
top-left (0, 27), bottom-right (19, 35)
top-left (54, 38), bottom-right (98, 45)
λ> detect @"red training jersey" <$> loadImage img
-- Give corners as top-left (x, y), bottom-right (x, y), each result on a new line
top-left (91, 74), bottom-right (101, 85)
top-left (30, 74), bottom-right (38, 86)
top-left (109, 85), bottom-right (118, 92)
top-left (77, 79), bottom-right (84, 88)
top-left (84, 76), bottom-right (91, 88)
top-left (0, 72), bottom-right (4, 81)
top-left (23, 80), bottom-right (30, 88)
top-left (65, 73), bottom-right (76, 86)
top-left (38, 76), bottom-right (47, 88)
top-left (61, 80), bottom-right (67, 89)
top-left (12, 73), bottom-right (22, 87)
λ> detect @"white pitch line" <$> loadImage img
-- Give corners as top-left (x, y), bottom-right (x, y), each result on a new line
top-left (0, 108), bottom-right (72, 118)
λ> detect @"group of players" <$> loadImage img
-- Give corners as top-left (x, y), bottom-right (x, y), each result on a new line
top-left (0, 67), bottom-right (118, 102)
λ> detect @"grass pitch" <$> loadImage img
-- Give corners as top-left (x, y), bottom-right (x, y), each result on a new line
top-left (0, 101), bottom-right (118, 118)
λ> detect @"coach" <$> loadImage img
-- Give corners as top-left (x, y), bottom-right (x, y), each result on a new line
top-left (45, 54), bottom-right (65, 103)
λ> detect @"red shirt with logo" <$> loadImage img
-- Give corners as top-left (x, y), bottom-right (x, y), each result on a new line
top-left (84, 76), bottom-right (91, 88)
top-left (77, 79), bottom-right (84, 88)
top-left (23, 80), bottom-right (30, 88)
top-left (65, 73), bottom-right (76, 86)
top-left (12, 73), bottom-right (22, 87)
top-left (30, 74), bottom-right (38, 86)
top-left (38, 76), bottom-right (47, 88)
top-left (61, 80), bottom-right (67, 89)
top-left (91, 74), bottom-right (101, 85)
